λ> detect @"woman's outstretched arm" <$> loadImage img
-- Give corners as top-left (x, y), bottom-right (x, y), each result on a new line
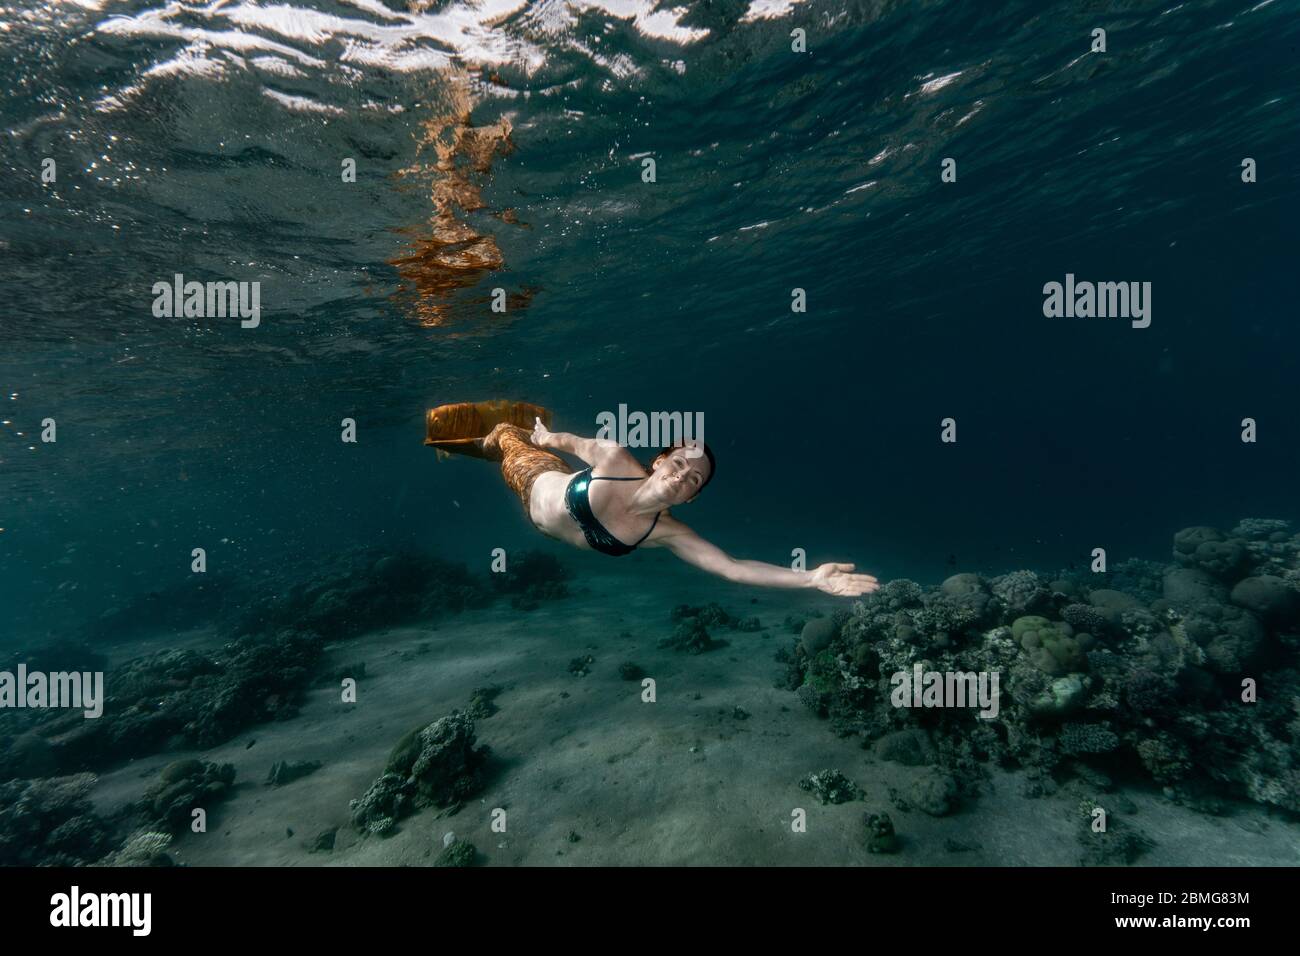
top-left (530, 418), bottom-right (627, 468)
top-left (648, 517), bottom-right (879, 596)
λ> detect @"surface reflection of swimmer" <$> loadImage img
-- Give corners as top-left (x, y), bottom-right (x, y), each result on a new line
top-left (426, 401), bottom-right (879, 597)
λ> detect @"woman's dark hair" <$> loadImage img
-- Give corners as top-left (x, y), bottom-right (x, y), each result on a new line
top-left (651, 441), bottom-right (716, 496)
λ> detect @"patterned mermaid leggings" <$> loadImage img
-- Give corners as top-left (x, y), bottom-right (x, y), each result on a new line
top-left (483, 423), bottom-right (571, 514)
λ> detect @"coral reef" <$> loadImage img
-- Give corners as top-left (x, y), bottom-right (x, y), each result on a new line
top-left (1, 630), bottom-right (325, 781)
top-left (1058, 723), bottom-right (1120, 756)
top-left (990, 571), bottom-right (1049, 614)
top-left (1231, 575), bottom-right (1298, 620)
top-left (0, 773), bottom-right (116, 866)
top-left (2, 547), bottom-right (546, 785)
top-left (800, 618), bottom-right (838, 655)
top-left (1011, 615), bottom-right (1088, 676)
top-left (1, 773), bottom-right (190, 867)
top-left (779, 518), bottom-right (1300, 823)
top-left (1173, 527), bottom-right (1249, 579)
top-left (1, 545), bottom-right (566, 861)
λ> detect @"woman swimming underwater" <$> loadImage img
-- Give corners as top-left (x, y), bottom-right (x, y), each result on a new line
top-left (426, 401), bottom-right (879, 598)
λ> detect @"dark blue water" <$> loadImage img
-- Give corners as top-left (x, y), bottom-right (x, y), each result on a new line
top-left (2, 0), bottom-right (1298, 644)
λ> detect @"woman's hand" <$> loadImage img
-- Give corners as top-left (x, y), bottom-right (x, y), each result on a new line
top-left (809, 562), bottom-right (880, 597)
top-left (531, 416), bottom-right (553, 447)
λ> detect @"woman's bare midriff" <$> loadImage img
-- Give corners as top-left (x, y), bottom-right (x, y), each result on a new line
top-left (528, 470), bottom-right (585, 547)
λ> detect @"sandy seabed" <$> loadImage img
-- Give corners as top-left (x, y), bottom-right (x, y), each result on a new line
top-left (88, 556), bottom-right (1300, 867)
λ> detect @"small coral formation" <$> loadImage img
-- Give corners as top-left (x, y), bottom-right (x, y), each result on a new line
top-left (863, 812), bottom-right (899, 854)
top-left (139, 759), bottom-right (237, 832)
top-left (434, 838), bottom-right (477, 867)
top-left (1173, 526), bottom-right (1250, 579)
top-left (672, 603), bottom-right (761, 631)
top-left (659, 603), bottom-right (760, 654)
top-left (990, 570), bottom-right (1049, 614)
top-left (464, 686), bottom-right (502, 719)
top-left (1058, 723), bottom-right (1119, 756)
top-left (658, 616), bottom-right (726, 654)
top-left (352, 713), bottom-right (488, 835)
top-left (618, 662), bottom-right (646, 681)
top-left (1075, 803), bottom-right (1154, 866)
top-left (1060, 603), bottom-right (1108, 636)
top-left (350, 774), bottom-right (411, 837)
top-left (100, 829), bottom-right (175, 867)
top-left (779, 518), bottom-right (1300, 818)
top-left (798, 769), bottom-right (861, 805)
top-left (568, 655), bottom-right (594, 676)
top-left (1231, 575), bottom-right (1297, 620)
top-left (1011, 615), bottom-right (1088, 676)
top-left (389, 713), bottom-right (488, 807)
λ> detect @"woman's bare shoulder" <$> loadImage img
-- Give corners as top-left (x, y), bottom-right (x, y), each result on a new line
top-left (590, 440), bottom-right (650, 477)
top-left (642, 511), bottom-right (688, 546)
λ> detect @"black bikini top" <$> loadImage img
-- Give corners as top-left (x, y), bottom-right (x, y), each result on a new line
top-left (564, 467), bottom-right (661, 557)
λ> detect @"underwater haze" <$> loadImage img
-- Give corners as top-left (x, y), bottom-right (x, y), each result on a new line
top-left (1, 0), bottom-right (1299, 868)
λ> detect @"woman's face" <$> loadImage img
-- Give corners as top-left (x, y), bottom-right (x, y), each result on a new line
top-left (651, 447), bottom-right (710, 504)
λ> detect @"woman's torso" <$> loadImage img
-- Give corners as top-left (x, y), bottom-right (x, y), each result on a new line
top-left (529, 469), bottom-right (663, 553)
